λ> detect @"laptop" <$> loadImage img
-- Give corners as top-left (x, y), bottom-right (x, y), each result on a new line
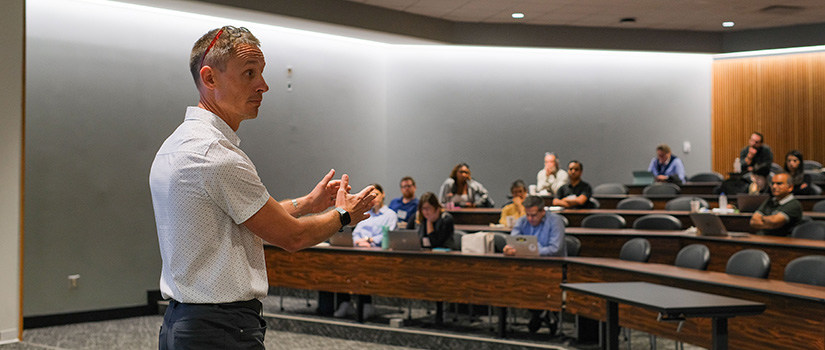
top-left (736, 194), bottom-right (769, 212)
top-left (387, 230), bottom-right (423, 251)
top-left (632, 170), bottom-right (655, 185)
top-left (505, 235), bottom-right (540, 256)
top-left (328, 227), bottom-right (354, 247)
top-left (689, 213), bottom-right (730, 237)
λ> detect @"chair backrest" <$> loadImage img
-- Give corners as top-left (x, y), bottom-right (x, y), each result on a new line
top-left (450, 231), bottom-right (465, 250)
top-left (688, 172), bottom-right (724, 183)
top-left (589, 197), bottom-right (600, 209)
top-left (593, 183), bottom-right (629, 195)
top-left (807, 171), bottom-right (825, 183)
top-left (632, 214), bottom-right (682, 230)
top-left (664, 196), bottom-right (709, 211)
top-left (616, 197), bottom-right (654, 210)
top-left (810, 183), bottom-right (823, 195)
top-left (791, 221), bottom-right (825, 240)
top-left (726, 249), bottom-right (771, 278)
top-left (565, 236), bottom-right (582, 257)
top-left (581, 213), bottom-right (627, 229)
top-left (674, 244), bottom-right (710, 270)
top-left (803, 160), bottom-right (823, 171)
top-left (619, 238), bottom-right (651, 262)
top-left (560, 215), bottom-right (569, 227)
top-left (642, 183), bottom-right (681, 196)
top-left (784, 255), bottom-right (825, 286)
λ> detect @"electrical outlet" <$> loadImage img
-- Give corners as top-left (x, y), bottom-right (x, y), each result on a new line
top-left (68, 274), bottom-right (80, 289)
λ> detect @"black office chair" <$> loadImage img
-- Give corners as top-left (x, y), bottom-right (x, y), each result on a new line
top-left (771, 163), bottom-right (783, 174)
top-left (581, 213), bottom-right (627, 229)
top-left (619, 238), bottom-right (651, 262)
top-left (589, 197), bottom-right (600, 209)
top-left (791, 221), bottom-right (825, 240)
top-left (450, 231), bottom-right (465, 250)
top-left (560, 215), bottom-right (569, 227)
top-left (803, 160), bottom-right (823, 171)
top-left (784, 255), bottom-right (825, 287)
top-left (664, 196), bottom-right (709, 211)
top-left (616, 197), bottom-right (654, 210)
top-left (674, 244), bottom-right (710, 270)
top-left (726, 249), bottom-right (771, 279)
top-left (632, 214), bottom-right (682, 230)
top-left (593, 183), bottom-right (629, 195)
top-left (492, 233), bottom-right (507, 253)
top-left (688, 172), bottom-right (724, 183)
top-left (642, 183), bottom-right (681, 196)
top-left (810, 183), bottom-right (823, 195)
top-left (565, 236), bottom-right (581, 257)
top-left (812, 200), bottom-right (825, 213)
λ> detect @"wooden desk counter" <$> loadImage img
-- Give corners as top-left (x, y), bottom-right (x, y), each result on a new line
top-left (454, 225), bottom-right (825, 280)
top-left (564, 257), bottom-right (825, 350)
top-left (596, 194), bottom-right (825, 211)
top-left (627, 182), bottom-right (720, 195)
top-left (265, 245), bottom-right (564, 311)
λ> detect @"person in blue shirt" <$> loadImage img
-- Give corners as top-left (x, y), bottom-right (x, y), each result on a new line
top-left (388, 176), bottom-right (419, 229)
top-left (648, 144), bottom-right (686, 184)
top-left (352, 183), bottom-right (398, 247)
top-left (503, 195), bottom-right (566, 333)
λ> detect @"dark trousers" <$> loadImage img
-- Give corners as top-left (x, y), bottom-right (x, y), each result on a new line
top-left (159, 300), bottom-right (267, 350)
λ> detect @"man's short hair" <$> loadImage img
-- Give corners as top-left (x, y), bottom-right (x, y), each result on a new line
top-left (370, 183), bottom-right (384, 194)
top-left (400, 176), bottom-right (415, 186)
top-left (190, 26), bottom-right (261, 88)
top-left (510, 179), bottom-right (526, 193)
top-left (752, 132), bottom-right (764, 142)
top-left (569, 160), bottom-right (583, 171)
top-left (523, 195), bottom-right (544, 209)
top-left (656, 144), bottom-right (671, 154)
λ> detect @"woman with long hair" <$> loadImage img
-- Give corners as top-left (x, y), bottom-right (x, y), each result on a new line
top-left (438, 163), bottom-right (494, 208)
top-left (417, 192), bottom-right (455, 249)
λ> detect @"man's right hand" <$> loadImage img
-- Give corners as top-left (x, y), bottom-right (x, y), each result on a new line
top-left (503, 245), bottom-right (516, 256)
top-left (335, 174), bottom-right (376, 225)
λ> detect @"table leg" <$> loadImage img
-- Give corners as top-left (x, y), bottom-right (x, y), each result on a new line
top-left (605, 300), bottom-right (619, 350)
top-left (356, 295), bottom-right (366, 323)
top-left (435, 301), bottom-right (443, 326)
top-left (498, 307), bottom-right (508, 338)
top-left (711, 317), bottom-right (728, 350)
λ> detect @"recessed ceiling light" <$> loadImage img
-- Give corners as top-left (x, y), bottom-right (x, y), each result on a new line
top-left (512, 12), bottom-right (525, 19)
top-left (722, 21), bottom-right (735, 28)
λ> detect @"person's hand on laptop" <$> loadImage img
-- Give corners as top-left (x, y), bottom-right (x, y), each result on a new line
top-left (502, 245), bottom-right (516, 256)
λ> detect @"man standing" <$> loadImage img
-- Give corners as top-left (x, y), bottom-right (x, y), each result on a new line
top-left (750, 173), bottom-right (803, 236)
top-left (388, 176), bottom-right (418, 229)
top-left (553, 161), bottom-right (595, 209)
top-left (537, 152), bottom-right (568, 195)
top-left (503, 195), bottom-right (566, 333)
top-left (150, 26), bottom-right (376, 349)
top-left (740, 132), bottom-right (774, 172)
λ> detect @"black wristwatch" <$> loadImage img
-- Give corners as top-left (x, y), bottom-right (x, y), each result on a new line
top-left (335, 207), bottom-right (351, 230)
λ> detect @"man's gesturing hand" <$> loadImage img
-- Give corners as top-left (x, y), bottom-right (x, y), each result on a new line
top-left (335, 174), bottom-right (376, 225)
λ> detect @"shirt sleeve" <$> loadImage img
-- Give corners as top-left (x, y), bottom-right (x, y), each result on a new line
top-left (674, 158), bottom-right (687, 182)
top-left (203, 139), bottom-right (270, 224)
top-left (648, 158), bottom-right (657, 175)
top-left (429, 213), bottom-right (455, 248)
top-left (539, 214), bottom-right (565, 256)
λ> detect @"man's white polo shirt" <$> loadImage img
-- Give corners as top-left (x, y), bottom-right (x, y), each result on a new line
top-left (150, 107), bottom-right (270, 303)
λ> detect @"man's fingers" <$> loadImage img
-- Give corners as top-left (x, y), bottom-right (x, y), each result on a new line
top-left (320, 169), bottom-right (335, 186)
top-left (356, 185), bottom-right (374, 198)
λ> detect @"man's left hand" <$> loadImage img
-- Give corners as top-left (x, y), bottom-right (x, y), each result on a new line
top-left (304, 169), bottom-right (351, 213)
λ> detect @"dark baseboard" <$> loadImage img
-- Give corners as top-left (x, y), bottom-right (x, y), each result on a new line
top-left (24, 290), bottom-right (163, 329)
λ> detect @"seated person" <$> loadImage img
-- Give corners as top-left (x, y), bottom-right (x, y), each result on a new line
top-left (500, 180), bottom-right (527, 226)
top-left (552, 160), bottom-right (595, 209)
top-left (388, 176), bottom-right (419, 228)
top-left (334, 184), bottom-right (398, 319)
top-left (417, 192), bottom-right (455, 249)
top-left (747, 165), bottom-right (772, 195)
top-left (784, 150), bottom-right (813, 196)
top-left (648, 144), bottom-right (685, 184)
top-left (503, 195), bottom-right (566, 333)
top-left (740, 132), bottom-right (774, 173)
top-left (537, 152), bottom-right (568, 195)
top-left (439, 163), bottom-right (494, 208)
top-left (750, 173), bottom-right (803, 236)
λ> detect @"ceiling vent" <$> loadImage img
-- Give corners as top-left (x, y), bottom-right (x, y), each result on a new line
top-left (759, 5), bottom-right (805, 15)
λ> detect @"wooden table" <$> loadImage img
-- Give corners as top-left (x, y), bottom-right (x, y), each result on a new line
top-left (565, 257), bottom-right (825, 350)
top-left (562, 281), bottom-right (765, 350)
top-left (627, 182), bottom-right (720, 195)
top-left (455, 224), bottom-right (825, 280)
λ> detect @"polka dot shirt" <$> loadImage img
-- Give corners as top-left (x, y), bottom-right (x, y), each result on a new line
top-left (150, 107), bottom-right (270, 303)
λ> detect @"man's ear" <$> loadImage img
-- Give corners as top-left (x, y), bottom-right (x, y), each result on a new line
top-left (199, 65), bottom-right (217, 89)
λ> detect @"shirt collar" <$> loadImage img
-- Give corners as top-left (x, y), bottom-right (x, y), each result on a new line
top-left (370, 206), bottom-right (387, 216)
top-left (185, 106), bottom-right (241, 147)
top-left (776, 194), bottom-right (795, 205)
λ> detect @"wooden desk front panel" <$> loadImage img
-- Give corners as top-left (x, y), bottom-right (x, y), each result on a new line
top-left (265, 247), bottom-right (563, 310)
top-left (565, 263), bottom-right (825, 350)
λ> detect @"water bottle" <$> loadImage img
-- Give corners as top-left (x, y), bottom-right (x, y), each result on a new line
top-left (718, 192), bottom-right (728, 211)
top-left (381, 225), bottom-right (389, 250)
top-left (733, 157), bottom-right (742, 173)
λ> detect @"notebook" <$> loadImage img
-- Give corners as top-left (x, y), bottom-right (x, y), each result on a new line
top-left (632, 170), bottom-right (655, 185)
top-left (328, 227), bottom-right (354, 247)
top-left (736, 194), bottom-right (769, 212)
top-left (387, 230), bottom-right (422, 251)
top-left (505, 235), bottom-right (540, 256)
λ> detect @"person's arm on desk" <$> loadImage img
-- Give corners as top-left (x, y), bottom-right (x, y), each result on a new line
top-left (243, 174), bottom-right (376, 252)
top-left (750, 211), bottom-right (788, 230)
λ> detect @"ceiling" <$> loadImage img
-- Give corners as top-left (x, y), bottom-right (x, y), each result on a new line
top-left (341, 0), bottom-right (825, 32)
